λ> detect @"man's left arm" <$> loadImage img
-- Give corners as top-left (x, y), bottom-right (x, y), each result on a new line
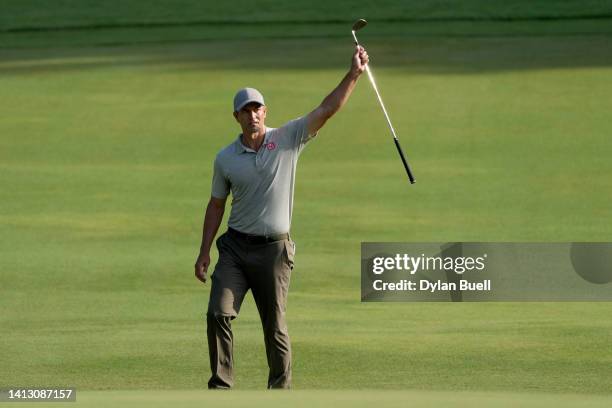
top-left (306, 45), bottom-right (369, 135)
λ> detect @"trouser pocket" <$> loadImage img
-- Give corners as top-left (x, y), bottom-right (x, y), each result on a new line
top-left (283, 240), bottom-right (295, 270)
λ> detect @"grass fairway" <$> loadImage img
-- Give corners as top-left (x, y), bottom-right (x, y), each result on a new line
top-left (3, 0), bottom-right (611, 31)
top-left (9, 390), bottom-right (612, 408)
top-left (2, 11), bottom-right (612, 405)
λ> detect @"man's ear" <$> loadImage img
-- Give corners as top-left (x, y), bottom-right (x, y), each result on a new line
top-left (233, 111), bottom-right (239, 122)
top-left (262, 106), bottom-right (267, 119)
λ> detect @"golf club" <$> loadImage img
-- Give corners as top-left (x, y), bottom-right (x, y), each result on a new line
top-left (352, 19), bottom-right (416, 184)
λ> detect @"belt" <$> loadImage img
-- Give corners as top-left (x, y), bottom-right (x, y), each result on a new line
top-left (228, 227), bottom-right (289, 244)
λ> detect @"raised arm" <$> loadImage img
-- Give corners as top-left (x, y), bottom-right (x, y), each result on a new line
top-left (306, 45), bottom-right (369, 135)
top-left (195, 196), bottom-right (227, 284)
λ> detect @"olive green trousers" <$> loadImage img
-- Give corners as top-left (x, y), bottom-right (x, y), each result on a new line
top-left (206, 230), bottom-right (295, 389)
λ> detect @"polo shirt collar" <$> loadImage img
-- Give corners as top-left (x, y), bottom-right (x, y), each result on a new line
top-left (234, 128), bottom-right (270, 154)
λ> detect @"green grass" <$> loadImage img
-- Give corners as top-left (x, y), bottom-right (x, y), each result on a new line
top-left (2, 3), bottom-right (612, 401)
top-left (2, 0), bottom-right (612, 31)
top-left (2, 1), bottom-right (612, 48)
top-left (9, 390), bottom-right (612, 408)
top-left (3, 19), bottom-right (612, 49)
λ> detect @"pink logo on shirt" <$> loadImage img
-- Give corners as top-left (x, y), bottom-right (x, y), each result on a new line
top-left (266, 142), bottom-right (276, 151)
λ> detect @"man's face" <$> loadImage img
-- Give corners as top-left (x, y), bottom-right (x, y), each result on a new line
top-left (233, 102), bottom-right (267, 135)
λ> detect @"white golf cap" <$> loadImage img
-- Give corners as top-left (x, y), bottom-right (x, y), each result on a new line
top-left (233, 87), bottom-right (265, 112)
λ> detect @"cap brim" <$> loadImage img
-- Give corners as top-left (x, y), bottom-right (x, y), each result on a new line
top-left (235, 99), bottom-right (264, 112)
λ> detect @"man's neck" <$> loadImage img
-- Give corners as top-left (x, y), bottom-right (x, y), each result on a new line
top-left (241, 128), bottom-right (266, 151)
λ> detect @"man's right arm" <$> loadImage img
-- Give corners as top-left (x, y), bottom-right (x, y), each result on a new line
top-left (306, 45), bottom-right (369, 136)
top-left (194, 196), bottom-right (227, 284)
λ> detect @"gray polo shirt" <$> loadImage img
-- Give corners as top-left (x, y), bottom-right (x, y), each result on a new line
top-left (211, 116), bottom-right (317, 235)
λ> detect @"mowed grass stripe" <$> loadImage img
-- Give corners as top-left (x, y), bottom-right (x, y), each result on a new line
top-left (11, 390), bottom-right (612, 408)
top-left (3, 0), bottom-right (612, 31)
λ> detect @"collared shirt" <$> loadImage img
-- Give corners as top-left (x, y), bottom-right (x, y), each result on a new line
top-left (211, 116), bottom-right (317, 235)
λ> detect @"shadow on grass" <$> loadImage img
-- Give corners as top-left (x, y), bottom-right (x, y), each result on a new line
top-left (1, 21), bottom-right (612, 76)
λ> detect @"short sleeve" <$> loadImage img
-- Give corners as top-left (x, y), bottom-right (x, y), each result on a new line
top-left (211, 156), bottom-right (230, 199)
top-left (282, 116), bottom-right (318, 153)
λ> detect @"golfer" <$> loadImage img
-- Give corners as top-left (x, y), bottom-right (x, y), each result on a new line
top-left (195, 45), bottom-right (369, 389)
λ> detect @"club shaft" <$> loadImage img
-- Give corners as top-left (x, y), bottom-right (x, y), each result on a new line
top-left (364, 65), bottom-right (397, 140)
top-left (353, 32), bottom-right (416, 184)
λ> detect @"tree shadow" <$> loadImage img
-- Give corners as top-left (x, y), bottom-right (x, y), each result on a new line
top-left (1, 29), bottom-right (612, 77)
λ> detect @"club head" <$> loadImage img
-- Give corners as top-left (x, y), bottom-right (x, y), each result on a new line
top-left (352, 19), bottom-right (367, 32)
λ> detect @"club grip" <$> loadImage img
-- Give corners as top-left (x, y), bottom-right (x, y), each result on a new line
top-left (393, 138), bottom-right (416, 184)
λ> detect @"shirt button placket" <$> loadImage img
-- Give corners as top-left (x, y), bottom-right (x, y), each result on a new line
top-left (256, 150), bottom-right (264, 170)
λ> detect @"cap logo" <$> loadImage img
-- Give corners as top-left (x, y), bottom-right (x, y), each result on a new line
top-left (266, 142), bottom-right (276, 151)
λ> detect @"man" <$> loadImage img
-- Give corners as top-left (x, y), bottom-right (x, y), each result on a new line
top-left (194, 45), bottom-right (369, 389)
